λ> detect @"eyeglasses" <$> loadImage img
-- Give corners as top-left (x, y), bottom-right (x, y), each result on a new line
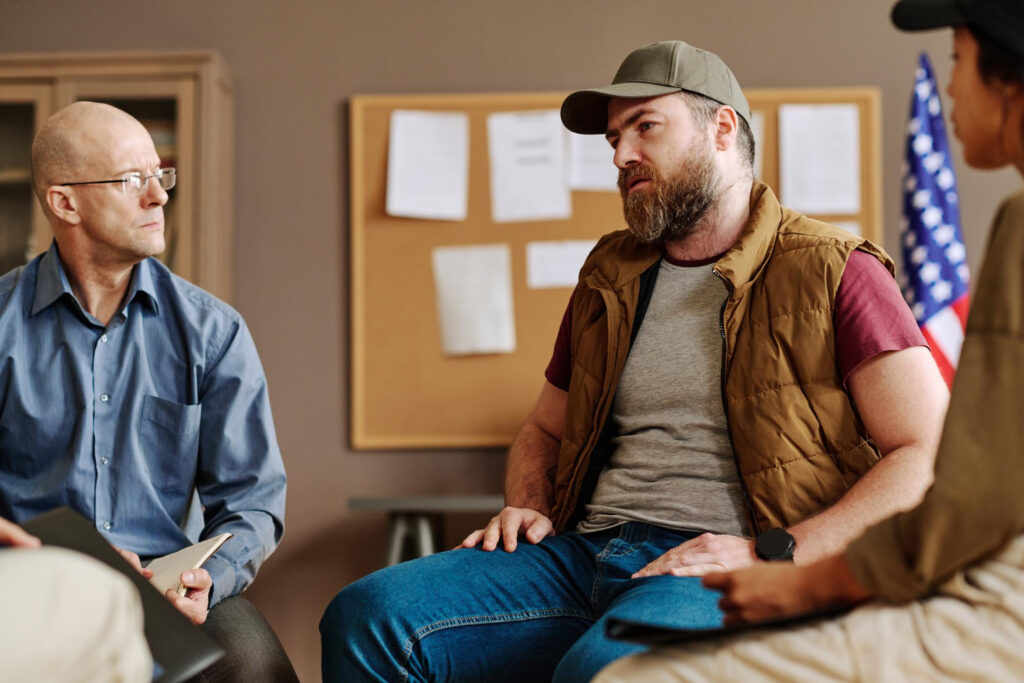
top-left (60, 168), bottom-right (176, 195)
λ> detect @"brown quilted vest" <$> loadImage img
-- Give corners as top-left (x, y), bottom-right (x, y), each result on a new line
top-left (549, 182), bottom-right (895, 535)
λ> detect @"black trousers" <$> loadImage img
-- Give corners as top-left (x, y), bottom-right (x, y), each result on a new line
top-left (188, 595), bottom-right (298, 683)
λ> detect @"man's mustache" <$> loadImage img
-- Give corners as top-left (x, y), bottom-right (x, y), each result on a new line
top-left (618, 164), bottom-right (658, 195)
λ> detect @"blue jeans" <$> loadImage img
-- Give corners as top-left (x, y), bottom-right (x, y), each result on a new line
top-left (320, 522), bottom-right (723, 682)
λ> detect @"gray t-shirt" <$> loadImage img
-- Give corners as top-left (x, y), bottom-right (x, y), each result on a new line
top-left (577, 258), bottom-right (747, 537)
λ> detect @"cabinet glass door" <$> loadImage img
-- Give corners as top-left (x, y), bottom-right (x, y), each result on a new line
top-left (0, 85), bottom-right (51, 272)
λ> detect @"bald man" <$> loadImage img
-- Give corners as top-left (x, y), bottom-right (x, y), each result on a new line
top-left (0, 102), bottom-right (296, 682)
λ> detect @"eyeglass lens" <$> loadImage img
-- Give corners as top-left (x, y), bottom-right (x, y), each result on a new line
top-left (127, 168), bottom-right (176, 193)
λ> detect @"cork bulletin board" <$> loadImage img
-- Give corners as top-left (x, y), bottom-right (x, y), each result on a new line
top-left (349, 88), bottom-right (881, 449)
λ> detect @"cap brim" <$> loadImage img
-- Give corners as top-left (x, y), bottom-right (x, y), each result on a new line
top-left (560, 83), bottom-right (681, 134)
top-left (891, 0), bottom-right (967, 31)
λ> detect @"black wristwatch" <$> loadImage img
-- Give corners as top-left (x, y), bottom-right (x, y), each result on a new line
top-left (754, 527), bottom-right (795, 561)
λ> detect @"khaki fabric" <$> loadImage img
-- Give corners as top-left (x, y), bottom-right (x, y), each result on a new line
top-left (0, 547), bottom-right (152, 683)
top-left (847, 191), bottom-right (1024, 602)
top-left (595, 533), bottom-right (1024, 682)
top-left (551, 182), bottom-right (893, 533)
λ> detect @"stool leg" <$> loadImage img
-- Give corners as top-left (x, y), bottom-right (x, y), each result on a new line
top-left (386, 514), bottom-right (409, 566)
top-left (415, 514), bottom-right (435, 557)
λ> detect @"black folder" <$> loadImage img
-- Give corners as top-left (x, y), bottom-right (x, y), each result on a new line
top-left (21, 507), bottom-right (224, 683)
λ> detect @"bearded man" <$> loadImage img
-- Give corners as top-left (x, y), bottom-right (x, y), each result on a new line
top-left (319, 41), bottom-right (949, 683)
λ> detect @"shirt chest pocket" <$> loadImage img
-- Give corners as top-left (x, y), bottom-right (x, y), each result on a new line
top-left (140, 395), bottom-right (202, 493)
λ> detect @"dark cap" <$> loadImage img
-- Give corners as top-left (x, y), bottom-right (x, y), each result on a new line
top-left (892, 0), bottom-right (1024, 59)
top-left (560, 41), bottom-right (751, 135)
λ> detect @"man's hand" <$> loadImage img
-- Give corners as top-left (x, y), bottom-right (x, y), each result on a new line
top-left (0, 517), bottom-right (40, 548)
top-left (113, 547), bottom-right (153, 579)
top-left (165, 569), bottom-right (212, 625)
top-left (633, 533), bottom-right (757, 578)
top-left (702, 553), bottom-right (872, 626)
top-left (113, 546), bottom-right (209, 624)
top-left (460, 506), bottom-right (554, 552)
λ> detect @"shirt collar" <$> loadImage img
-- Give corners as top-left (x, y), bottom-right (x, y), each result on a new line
top-left (31, 241), bottom-right (160, 317)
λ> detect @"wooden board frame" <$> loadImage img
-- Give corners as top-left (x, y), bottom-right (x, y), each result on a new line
top-left (350, 88), bottom-right (882, 450)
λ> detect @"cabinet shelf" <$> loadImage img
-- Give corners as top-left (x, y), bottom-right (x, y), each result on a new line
top-left (0, 168), bottom-right (31, 184)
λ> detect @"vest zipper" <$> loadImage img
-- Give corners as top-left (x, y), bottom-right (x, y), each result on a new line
top-left (712, 268), bottom-right (760, 537)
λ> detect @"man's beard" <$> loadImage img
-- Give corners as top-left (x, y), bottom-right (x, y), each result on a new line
top-left (618, 143), bottom-right (721, 243)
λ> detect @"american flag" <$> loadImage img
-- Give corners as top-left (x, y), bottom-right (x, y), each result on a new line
top-left (900, 54), bottom-right (969, 389)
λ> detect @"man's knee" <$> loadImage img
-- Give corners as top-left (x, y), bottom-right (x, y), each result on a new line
top-left (197, 595), bottom-right (297, 683)
top-left (320, 566), bottom-right (406, 643)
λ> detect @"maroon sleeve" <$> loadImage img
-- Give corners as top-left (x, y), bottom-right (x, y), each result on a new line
top-left (835, 250), bottom-right (928, 384)
top-left (544, 292), bottom-right (575, 391)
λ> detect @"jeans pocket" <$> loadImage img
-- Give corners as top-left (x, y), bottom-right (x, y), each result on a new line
top-left (140, 395), bottom-right (202, 493)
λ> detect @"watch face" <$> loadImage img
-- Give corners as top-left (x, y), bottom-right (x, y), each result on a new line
top-left (757, 528), bottom-right (795, 560)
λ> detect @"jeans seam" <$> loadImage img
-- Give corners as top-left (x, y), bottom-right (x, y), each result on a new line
top-left (399, 608), bottom-right (594, 678)
top-left (591, 525), bottom-right (650, 606)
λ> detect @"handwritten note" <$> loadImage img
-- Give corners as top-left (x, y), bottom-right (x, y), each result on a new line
top-left (487, 110), bottom-right (572, 222)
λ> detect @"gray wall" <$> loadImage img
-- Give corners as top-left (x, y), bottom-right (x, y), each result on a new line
top-left (2, 1), bottom-right (1018, 680)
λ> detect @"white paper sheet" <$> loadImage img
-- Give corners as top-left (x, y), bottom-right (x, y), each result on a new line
top-left (487, 110), bottom-right (572, 222)
top-left (432, 244), bottom-right (516, 355)
top-left (778, 104), bottom-right (861, 215)
top-left (526, 240), bottom-right (597, 289)
top-left (750, 110), bottom-right (766, 180)
top-left (386, 110), bottom-right (469, 221)
top-left (568, 132), bottom-right (618, 192)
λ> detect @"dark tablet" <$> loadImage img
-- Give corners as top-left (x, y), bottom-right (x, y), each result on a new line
top-left (606, 605), bottom-right (851, 646)
top-left (21, 507), bottom-right (224, 683)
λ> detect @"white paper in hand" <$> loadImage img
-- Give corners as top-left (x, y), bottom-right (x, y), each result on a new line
top-left (146, 533), bottom-right (232, 597)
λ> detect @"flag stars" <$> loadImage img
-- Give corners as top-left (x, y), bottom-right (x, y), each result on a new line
top-left (936, 167), bottom-right (955, 189)
top-left (928, 95), bottom-right (941, 116)
top-left (919, 261), bottom-right (941, 284)
top-left (946, 242), bottom-right (966, 263)
top-left (912, 302), bottom-right (925, 320)
top-left (913, 133), bottom-right (933, 155)
top-left (905, 174), bottom-right (917, 192)
top-left (934, 225), bottom-right (955, 245)
top-left (916, 81), bottom-right (932, 100)
top-left (922, 206), bottom-right (943, 228)
top-left (903, 230), bottom-right (916, 248)
top-left (913, 189), bottom-right (932, 208)
top-left (931, 280), bottom-right (953, 303)
top-left (923, 152), bottom-right (944, 173)
top-left (911, 245), bottom-right (929, 264)
top-left (946, 191), bottom-right (958, 204)
top-left (958, 264), bottom-right (970, 283)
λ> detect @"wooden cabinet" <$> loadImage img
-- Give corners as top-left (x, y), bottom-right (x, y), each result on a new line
top-left (0, 51), bottom-right (235, 302)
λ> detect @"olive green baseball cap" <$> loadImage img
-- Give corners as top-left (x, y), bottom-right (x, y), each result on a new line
top-left (561, 40), bottom-right (751, 134)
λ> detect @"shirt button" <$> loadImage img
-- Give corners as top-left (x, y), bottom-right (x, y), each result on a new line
top-left (101, 457), bottom-right (109, 465)
top-left (99, 393), bottom-right (109, 402)
top-left (103, 521), bottom-right (112, 530)
top-left (100, 334), bottom-right (108, 343)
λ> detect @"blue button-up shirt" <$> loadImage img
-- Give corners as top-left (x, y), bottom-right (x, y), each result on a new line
top-left (0, 243), bottom-right (286, 605)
